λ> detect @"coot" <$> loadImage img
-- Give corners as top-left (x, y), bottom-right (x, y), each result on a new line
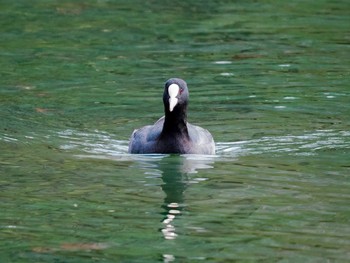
top-left (128, 78), bottom-right (215, 154)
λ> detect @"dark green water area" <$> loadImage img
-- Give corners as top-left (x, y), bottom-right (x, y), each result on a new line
top-left (1, 1), bottom-right (349, 262)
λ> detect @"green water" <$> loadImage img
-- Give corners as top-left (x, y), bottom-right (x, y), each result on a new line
top-left (1, 1), bottom-right (350, 262)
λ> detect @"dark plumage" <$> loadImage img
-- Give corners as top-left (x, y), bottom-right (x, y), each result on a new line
top-left (128, 78), bottom-right (215, 154)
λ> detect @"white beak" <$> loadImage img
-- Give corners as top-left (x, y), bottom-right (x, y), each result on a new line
top-left (168, 84), bottom-right (179, 112)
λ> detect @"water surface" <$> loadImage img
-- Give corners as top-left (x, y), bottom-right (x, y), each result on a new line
top-left (1, 1), bottom-right (350, 262)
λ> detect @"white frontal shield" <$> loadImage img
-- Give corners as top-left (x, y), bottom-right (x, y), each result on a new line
top-left (168, 84), bottom-right (179, 112)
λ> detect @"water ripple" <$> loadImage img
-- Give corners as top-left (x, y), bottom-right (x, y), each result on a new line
top-left (53, 129), bottom-right (350, 159)
top-left (58, 129), bottom-right (128, 155)
top-left (216, 130), bottom-right (350, 156)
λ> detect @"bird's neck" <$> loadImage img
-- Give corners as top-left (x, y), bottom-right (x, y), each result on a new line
top-left (162, 109), bottom-right (189, 138)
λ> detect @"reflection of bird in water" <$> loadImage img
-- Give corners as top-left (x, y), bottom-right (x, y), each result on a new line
top-left (130, 154), bottom-right (214, 241)
top-left (159, 156), bottom-right (187, 240)
top-left (157, 155), bottom-right (214, 240)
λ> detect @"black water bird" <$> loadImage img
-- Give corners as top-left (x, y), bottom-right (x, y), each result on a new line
top-left (128, 78), bottom-right (215, 154)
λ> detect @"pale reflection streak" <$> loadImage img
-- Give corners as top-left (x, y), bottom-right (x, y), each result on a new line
top-left (161, 202), bottom-right (180, 240)
top-left (163, 254), bottom-right (175, 263)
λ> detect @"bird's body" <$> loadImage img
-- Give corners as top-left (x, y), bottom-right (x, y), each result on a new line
top-left (128, 78), bottom-right (215, 155)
